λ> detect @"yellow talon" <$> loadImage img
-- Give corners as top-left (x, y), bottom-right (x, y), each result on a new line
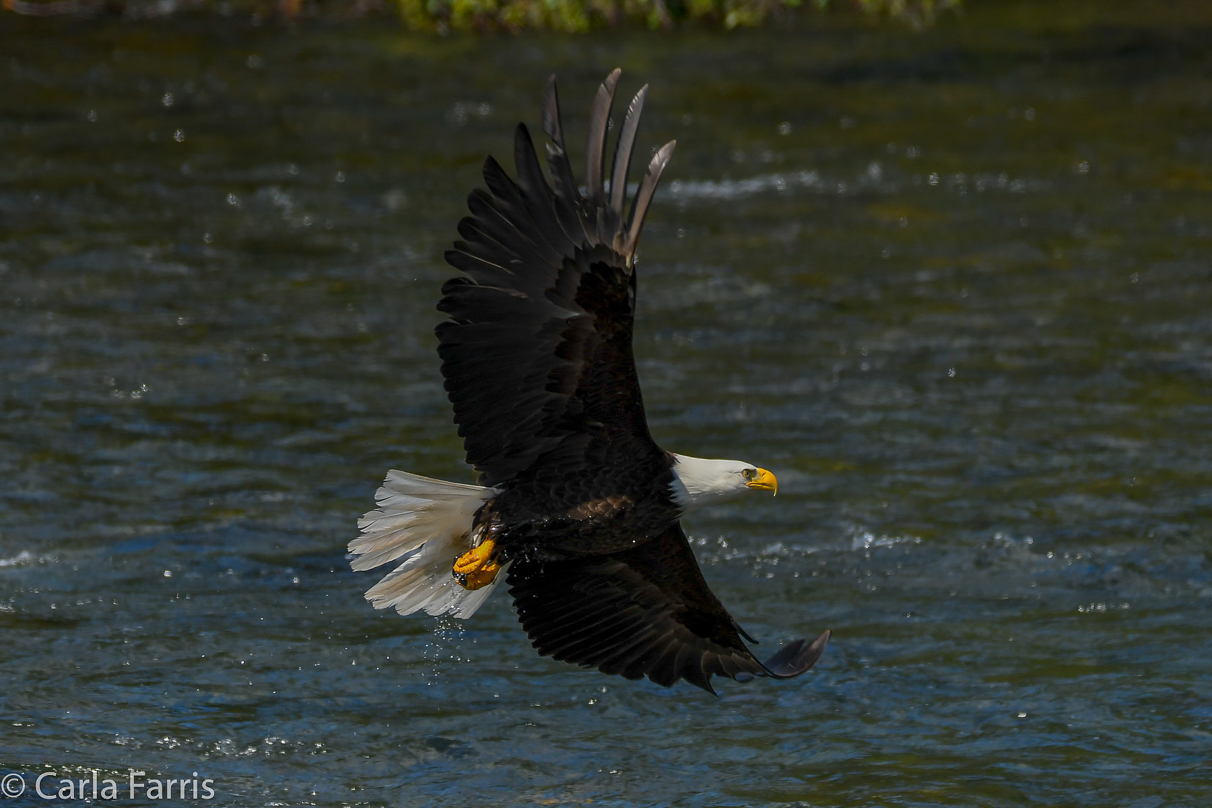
top-left (453, 538), bottom-right (500, 591)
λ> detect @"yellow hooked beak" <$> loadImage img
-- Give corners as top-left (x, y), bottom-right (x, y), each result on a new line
top-left (746, 468), bottom-right (778, 495)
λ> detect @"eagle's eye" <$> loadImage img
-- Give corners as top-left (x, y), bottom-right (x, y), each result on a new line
top-left (742, 468), bottom-right (757, 481)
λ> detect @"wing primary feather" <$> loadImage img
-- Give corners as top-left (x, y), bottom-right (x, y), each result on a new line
top-left (524, 603), bottom-right (625, 646)
top-left (548, 609), bottom-right (647, 662)
top-left (641, 636), bottom-right (685, 687)
top-left (734, 621), bottom-right (759, 644)
top-left (512, 123), bottom-right (576, 257)
top-left (760, 630), bottom-right (832, 679)
top-left (480, 155), bottom-right (544, 243)
top-left (595, 627), bottom-right (664, 676)
top-left (464, 192), bottom-right (563, 273)
top-left (538, 77), bottom-right (587, 244)
top-left (624, 140), bottom-right (676, 257)
top-left (608, 84), bottom-right (648, 236)
top-left (585, 69), bottom-right (622, 209)
top-left (526, 598), bottom-right (622, 637)
top-left (621, 629), bottom-right (676, 681)
top-left (671, 644), bottom-right (705, 690)
top-left (541, 75), bottom-right (564, 150)
top-left (686, 655), bottom-right (717, 695)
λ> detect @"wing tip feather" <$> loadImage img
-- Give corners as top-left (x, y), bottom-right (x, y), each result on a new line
top-left (760, 630), bottom-right (832, 679)
top-left (585, 68), bottom-right (624, 206)
top-left (541, 74), bottom-right (562, 145)
top-left (623, 139), bottom-right (677, 256)
top-left (608, 83), bottom-right (649, 224)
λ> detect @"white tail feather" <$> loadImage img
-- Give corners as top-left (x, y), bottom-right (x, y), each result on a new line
top-left (349, 470), bottom-right (501, 619)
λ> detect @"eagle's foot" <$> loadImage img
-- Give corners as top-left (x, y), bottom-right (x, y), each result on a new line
top-left (453, 538), bottom-right (500, 591)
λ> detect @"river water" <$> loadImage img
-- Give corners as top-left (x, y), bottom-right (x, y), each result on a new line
top-left (2, 5), bottom-right (1210, 806)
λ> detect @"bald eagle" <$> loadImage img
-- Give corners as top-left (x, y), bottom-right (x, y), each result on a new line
top-left (350, 70), bottom-right (830, 693)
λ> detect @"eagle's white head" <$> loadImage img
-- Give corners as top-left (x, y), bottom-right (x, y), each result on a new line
top-left (668, 453), bottom-right (778, 512)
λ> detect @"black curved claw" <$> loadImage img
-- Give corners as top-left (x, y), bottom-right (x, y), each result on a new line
top-left (760, 630), bottom-right (831, 679)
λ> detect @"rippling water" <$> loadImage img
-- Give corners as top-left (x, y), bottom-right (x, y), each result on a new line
top-left (3, 6), bottom-right (1211, 806)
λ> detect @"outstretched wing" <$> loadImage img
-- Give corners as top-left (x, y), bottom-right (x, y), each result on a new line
top-left (436, 70), bottom-right (677, 490)
top-left (507, 522), bottom-right (832, 694)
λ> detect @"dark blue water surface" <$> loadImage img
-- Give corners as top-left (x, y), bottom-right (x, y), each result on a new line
top-left (2, 5), bottom-right (1211, 806)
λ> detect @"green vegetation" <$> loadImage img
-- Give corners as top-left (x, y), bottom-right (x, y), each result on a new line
top-left (399, 0), bottom-right (957, 32)
top-left (2, 0), bottom-right (957, 31)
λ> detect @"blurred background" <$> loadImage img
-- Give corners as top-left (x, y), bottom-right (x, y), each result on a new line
top-left (1, 2), bottom-right (1210, 806)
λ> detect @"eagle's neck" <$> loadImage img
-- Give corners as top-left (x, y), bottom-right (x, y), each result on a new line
top-left (668, 453), bottom-right (745, 512)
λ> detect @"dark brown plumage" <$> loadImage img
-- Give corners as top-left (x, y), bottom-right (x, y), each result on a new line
top-left (359, 69), bottom-right (829, 693)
